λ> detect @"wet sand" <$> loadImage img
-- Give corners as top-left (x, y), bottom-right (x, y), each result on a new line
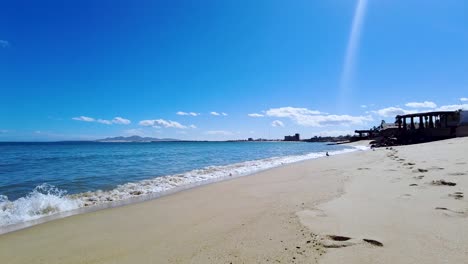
top-left (0, 138), bottom-right (467, 263)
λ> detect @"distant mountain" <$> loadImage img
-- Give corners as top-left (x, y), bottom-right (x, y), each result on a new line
top-left (95, 135), bottom-right (181, 143)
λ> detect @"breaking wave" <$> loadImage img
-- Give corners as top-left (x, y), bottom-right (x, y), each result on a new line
top-left (0, 146), bottom-right (367, 228)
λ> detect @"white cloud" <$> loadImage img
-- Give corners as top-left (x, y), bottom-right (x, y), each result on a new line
top-left (112, 117), bottom-right (131, 125)
top-left (210, 112), bottom-right (227, 116)
top-left (73, 116), bottom-right (131, 125)
top-left (266, 107), bottom-right (322, 118)
top-left (205, 130), bottom-right (233, 135)
top-left (189, 124), bottom-right (197, 129)
top-left (265, 107), bottom-right (372, 127)
top-left (374, 102), bottom-right (468, 118)
top-left (271, 120), bottom-right (284, 127)
top-left (460, 98), bottom-right (468, 102)
top-left (139, 119), bottom-right (187, 129)
top-left (405, 101), bottom-right (437, 108)
top-left (177, 111), bottom-right (199, 116)
top-left (97, 119), bottom-right (112, 125)
top-left (72, 116), bottom-right (95, 122)
top-left (373, 107), bottom-right (415, 117)
top-left (436, 104), bottom-right (468, 111)
top-left (360, 105), bottom-right (367, 108)
top-left (0, 40), bottom-right (9, 48)
top-left (248, 113), bottom-right (264, 117)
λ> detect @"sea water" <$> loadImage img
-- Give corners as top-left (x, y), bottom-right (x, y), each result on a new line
top-left (0, 141), bottom-right (367, 228)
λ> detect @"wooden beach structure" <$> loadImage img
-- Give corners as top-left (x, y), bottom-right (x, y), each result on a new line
top-left (394, 110), bottom-right (468, 143)
top-left (355, 110), bottom-right (468, 147)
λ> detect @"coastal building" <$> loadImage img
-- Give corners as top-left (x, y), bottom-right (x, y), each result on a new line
top-left (354, 130), bottom-right (375, 139)
top-left (394, 110), bottom-right (468, 143)
top-left (284, 133), bottom-right (300, 141)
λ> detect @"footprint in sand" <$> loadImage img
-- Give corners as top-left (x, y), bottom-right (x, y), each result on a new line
top-left (363, 239), bottom-right (384, 247)
top-left (413, 175), bottom-right (425, 180)
top-left (448, 172), bottom-right (466, 176)
top-left (435, 207), bottom-right (466, 217)
top-left (404, 162), bottom-right (416, 166)
top-left (414, 168), bottom-right (428, 173)
top-left (398, 194), bottom-right (412, 200)
top-left (322, 235), bottom-right (384, 248)
top-left (409, 183), bottom-right (418, 186)
top-left (429, 166), bottom-right (445, 171)
top-left (322, 235), bottom-right (354, 248)
top-left (357, 168), bottom-right (371, 171)
top-left (448, 192), bottom-right (464, 199)
top-left (431, 180), bottom-right (456, 186)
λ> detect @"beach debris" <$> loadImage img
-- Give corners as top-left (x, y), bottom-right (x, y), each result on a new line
top-left (431, 180), bottom-right (456, 186)
top-left (363, 239), bottom-right (384, 247)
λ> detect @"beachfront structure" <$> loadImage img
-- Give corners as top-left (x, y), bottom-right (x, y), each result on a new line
top-left (284, 133), bottom-right (300, 141)
top-left (354, 130), bottom-right (375, 139)
top-left (394, 110), bottom-right (468, 143)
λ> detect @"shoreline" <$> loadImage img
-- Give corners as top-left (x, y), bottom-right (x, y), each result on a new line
top-left (0, 143), bottom-right (369, 235)
top-left (1, 138), bottom-right (465, 263)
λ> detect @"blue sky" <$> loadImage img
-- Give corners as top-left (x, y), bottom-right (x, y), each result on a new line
top-left (1, 0), bottom-right (467, 141)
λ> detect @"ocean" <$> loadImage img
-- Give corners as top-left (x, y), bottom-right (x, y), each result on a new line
top-left (0, 141), bottom-right (366, 228)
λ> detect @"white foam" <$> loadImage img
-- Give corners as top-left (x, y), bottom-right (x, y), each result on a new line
top-left (0, 184), bottom-right (82, 227)
top-left (0, 146), bottom-right (368, 228)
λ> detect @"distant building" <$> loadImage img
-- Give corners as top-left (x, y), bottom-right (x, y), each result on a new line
top-left (248, 138), bottom-right (254, 141)
top-left (284, 133), bottom-right (300, 141)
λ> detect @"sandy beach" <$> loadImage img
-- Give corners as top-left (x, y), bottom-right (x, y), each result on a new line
top-left (1, 138), bottom-right (467, 263)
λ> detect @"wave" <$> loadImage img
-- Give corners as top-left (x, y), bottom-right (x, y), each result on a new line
top-left (0, 184), bottom-right (82, 227)
top-left (0, 146), bottom-right (368, 228)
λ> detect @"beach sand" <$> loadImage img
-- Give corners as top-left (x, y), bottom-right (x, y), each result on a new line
top-left (0, 138), bottom-right (467, 263)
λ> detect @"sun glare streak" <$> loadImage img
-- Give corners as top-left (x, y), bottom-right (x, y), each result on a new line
top-left (338, 0), bottom-right (368, 108)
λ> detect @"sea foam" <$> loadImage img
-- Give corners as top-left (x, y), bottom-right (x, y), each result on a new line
top-left (0, 184), bottom-right (82, 226)
top-left (0, 146), bottom-right (367, 229)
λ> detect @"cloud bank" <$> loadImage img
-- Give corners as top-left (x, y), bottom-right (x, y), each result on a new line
top-left (248, 113), bottom-right (264, 117)
top-left (177, 111), bottom-right (199, 116)
top-left (264, 107), bottom-right (372, 127)
top-left (139, 119), bottom-right (196, 129)
top-left (405, 101), bottom-right (437, 108)
top-left (72, 116), bottom-right (131, 125)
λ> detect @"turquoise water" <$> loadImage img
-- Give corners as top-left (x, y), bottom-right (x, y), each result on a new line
top-left (0, 141), bottom-right (363, 227)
